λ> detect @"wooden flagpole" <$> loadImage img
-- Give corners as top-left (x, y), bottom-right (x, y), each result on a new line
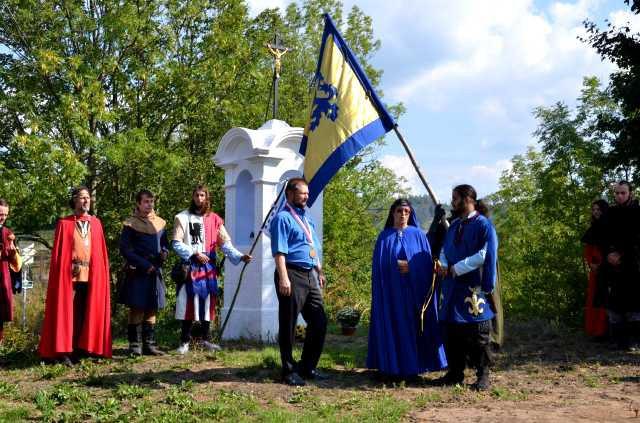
top-left (392, 125), bottom-right (449, 228)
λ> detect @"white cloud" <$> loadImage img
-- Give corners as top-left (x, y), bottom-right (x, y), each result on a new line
top-left (609, 9), bottom-right (640, 32)
top-left (244, 0), bottom-right (628, 197)
top-left (470, 160), bottom-right (513, 180)
top-left (443, 159), bottom-right (513, 198)
top-left (386, 0), bottom-right (615, 115)
top-left (379, 154), bottom-right (426, 196)
top-left (245, 0), bottom-right (287, 16)
top-left (477, 98), bottom-right (509, 121)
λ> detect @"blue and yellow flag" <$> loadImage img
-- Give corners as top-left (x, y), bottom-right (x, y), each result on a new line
top-left (300, 14), bottom-right (396, 206)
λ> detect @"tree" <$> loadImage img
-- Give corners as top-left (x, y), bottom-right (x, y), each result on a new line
top-left (584, 0), bottom-right (640, 180)
top-left (0, 0), bottom-right (406, 329)
top-left (322, 154), bottom-right (406, 319)
top-left (0, 0), bottom-right (397, 239)
top-left (0, 0), bottom-right (259, 238)
top-left (491, 78), bottom-right (612, 322)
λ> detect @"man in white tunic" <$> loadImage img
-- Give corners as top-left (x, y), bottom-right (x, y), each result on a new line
top-left (172, 185), bottom-right (251, 354)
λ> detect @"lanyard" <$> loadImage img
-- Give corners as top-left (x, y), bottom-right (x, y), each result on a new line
top-left (285, 203), bottom-right (315, 248)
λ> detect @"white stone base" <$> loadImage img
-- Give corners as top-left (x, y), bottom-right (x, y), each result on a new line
top-left (220, 306), bottom-right (279, 343)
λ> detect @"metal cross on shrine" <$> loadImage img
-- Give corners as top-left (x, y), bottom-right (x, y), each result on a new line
top-left (265, 34), bottom-right (290, 119)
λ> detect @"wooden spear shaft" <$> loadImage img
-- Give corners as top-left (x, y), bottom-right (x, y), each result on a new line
top-left (392, 125), bottom-right (449, 228)
top-left (218, 182), bottom-right (287, 341)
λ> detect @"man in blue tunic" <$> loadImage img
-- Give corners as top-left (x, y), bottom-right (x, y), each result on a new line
top-left (119, 189), bottom-right (169, 356)
top-left (367, 199), bottom-right (447, 380)
top-left (437, 184), bottom-right (498, 390)
top-left (270, 178), bottom-right (327, 386)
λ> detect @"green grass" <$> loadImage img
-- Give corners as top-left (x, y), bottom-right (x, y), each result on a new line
top-left (1, 319), bottom-right (640, 421)
top-left (490, 386), bottom-right (529, 401)
top-left (38, 363), bottom-right (69, 380)
top-left (0, 405), bottom-right (30, 422)
top-left (0, 381), bottom-right (19, 400)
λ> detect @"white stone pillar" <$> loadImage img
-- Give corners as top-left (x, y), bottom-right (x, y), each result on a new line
top-left (213, 120), bottom-right (323, 342)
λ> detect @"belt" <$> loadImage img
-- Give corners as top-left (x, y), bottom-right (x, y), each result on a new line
top-left (285, 263), bottom-right (313, 273)
top-left (72, 259), bottom-right (90, 266)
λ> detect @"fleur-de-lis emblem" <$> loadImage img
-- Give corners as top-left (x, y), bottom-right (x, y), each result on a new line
top-left (464, 286), bottom-right (485, 316)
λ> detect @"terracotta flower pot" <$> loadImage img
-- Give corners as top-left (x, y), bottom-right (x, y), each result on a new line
top-left (341, 326), bottom-right (357, 336)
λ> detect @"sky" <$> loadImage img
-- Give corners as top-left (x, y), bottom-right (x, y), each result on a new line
top-left (247, 0), bottom-right (640, 201)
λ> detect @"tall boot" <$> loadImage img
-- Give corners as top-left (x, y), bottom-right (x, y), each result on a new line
top-left (437, 324), bottom-right (465, 386)
top-left (127, 324), bottom-right (142, 356)
top-left (474, 366), bottom-right (490, 391)
top-left (612, 322), bottom-right (630, 351)
top-left (142, 322), bottom-right (165, 356)
top-left (629, 321), bottom-right (640, 351)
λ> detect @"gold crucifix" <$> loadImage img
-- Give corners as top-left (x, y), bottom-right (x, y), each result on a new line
top-left (266, 36), bottom-right (290, 79)
top-left (265, 34), bottom-right (291, 119)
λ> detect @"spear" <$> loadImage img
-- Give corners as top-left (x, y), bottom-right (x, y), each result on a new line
top-left (218, 183), bottom-right (286, 341)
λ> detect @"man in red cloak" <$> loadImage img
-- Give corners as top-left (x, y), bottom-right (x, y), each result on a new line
top-left (0, 199), bottom-right (22, 343)
top-left (38, 186), bottom-right (112, 362)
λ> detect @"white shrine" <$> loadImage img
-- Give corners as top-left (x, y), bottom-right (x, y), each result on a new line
top-left (213, 119), bottom-right (323, 342)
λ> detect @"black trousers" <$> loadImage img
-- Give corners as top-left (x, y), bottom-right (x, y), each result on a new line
top-left (274, 266), bottom-right (327, 377)
top-left (180, 295), bottom-right (212, 343)
top-left (444, 320), bottom-right (492, 377)
top-left (180, 320), bottom-right (211, 343)
top-left (72, 283), bottom-right (88, 350)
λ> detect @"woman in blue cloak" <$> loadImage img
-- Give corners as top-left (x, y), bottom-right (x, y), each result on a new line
top-left (367, 198), bottom-right (447, 379)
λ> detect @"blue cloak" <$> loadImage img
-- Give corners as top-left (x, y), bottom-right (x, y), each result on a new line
top-left (367, 222), bottom-right (447, 376)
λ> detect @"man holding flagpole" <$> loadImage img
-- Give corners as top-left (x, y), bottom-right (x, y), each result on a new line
top-left (270, 178), bottom-right (327, 386)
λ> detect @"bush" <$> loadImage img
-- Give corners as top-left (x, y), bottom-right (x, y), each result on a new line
top-left (336, 307), bottom-right (362, 328)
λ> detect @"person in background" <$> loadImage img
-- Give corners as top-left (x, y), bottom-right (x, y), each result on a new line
top-left (581, 199), bottom-right (609, 339)
top-left (119, 189), bottom-right (169, 356)
top-left (38, 187), bottom-right (112, 364)
top-left (598, 181), bottom-right (640, 350)
top-left (0, 199), bottom-right (22, 343)
top-left (172, 185), bottom-right (251, 355)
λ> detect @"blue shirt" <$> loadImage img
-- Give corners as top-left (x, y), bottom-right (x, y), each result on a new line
top-left (269, 203), bottom-right (321, 269)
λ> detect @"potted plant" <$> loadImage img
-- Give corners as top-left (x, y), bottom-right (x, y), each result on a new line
top-left (336, 307), bottom-right (361, 336)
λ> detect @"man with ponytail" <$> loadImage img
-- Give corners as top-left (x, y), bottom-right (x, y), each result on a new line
top-left (436, 184), bottom-right (498, 390)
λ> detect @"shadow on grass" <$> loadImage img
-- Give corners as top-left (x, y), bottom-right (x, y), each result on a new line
top-left (72, 359), bottom-right (443, 391)
top-left (4, 318), bottom-right (640, 387)
top-left (0, 350), bottom-right (40, 370)
top-left (494, 319), bottom-right (640, 370)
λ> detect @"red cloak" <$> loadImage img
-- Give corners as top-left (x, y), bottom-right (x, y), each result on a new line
top-left (38, 215), bottom-right (112, 358)
top-left (584, 244), bottom-right (607, 337)
top-left (0, 226), bottom-right (17, 322)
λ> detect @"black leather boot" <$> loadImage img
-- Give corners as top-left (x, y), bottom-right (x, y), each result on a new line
top-left (474, 366), bottom-right (490, 391)
top-left (612, 322), bottom-right (631, 351)
top-left (142, 322), bottom-right (165, 356)
top-left (127, 324), bottom-right (142, 356)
